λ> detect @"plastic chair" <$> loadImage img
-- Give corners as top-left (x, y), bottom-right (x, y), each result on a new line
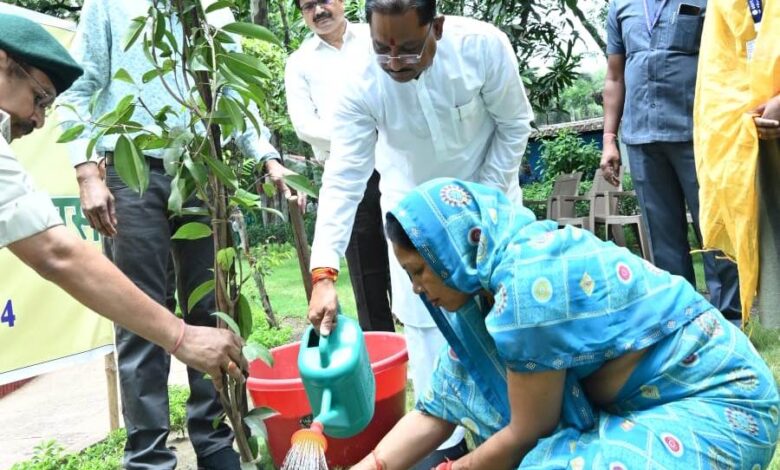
top-left (558, 169), bottom-right (654, 262)
top-left (524, 171), bottom-right (583, 220)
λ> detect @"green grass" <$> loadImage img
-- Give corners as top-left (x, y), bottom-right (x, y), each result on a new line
top-left (257, 256), bottom-right (358, 321)
top-left (240, 249), bottom-right (361, 348)
top-left (748, 321), bottom-right (780, 469)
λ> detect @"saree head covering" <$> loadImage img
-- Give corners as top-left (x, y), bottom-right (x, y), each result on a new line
top-left (390, 178), bottom-right (712, 373)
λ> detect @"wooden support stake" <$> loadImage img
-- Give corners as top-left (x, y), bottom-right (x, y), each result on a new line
top-left (287, 196), bottom-right (313, 302)
top-left (105, 351), bottom-right (120, 431)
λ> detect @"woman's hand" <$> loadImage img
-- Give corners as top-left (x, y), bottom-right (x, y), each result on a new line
top-left (351, 411), bottom-right (454, 470)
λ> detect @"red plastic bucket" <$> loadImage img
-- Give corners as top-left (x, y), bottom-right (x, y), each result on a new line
top-left (247, 332), bottom-right (408, 468)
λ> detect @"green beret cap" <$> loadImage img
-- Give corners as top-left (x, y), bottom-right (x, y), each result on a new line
top-left (0, 13), bottom-right (83, 95)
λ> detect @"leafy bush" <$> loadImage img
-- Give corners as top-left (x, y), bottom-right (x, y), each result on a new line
top-left (246, 210), bottom-right (316, 247)
top-left (249, 316), bottom-right (294, 349)
top-left (242, 38), bottom-right (311, 158)
top-left (537, 129), bottom-right (601, 182)
top-left (168, 385), bottom-right (190, 438)
top-left (521, 180), bottom-right (553, 219)
top-left (12, 429), bottom-right (126, 470)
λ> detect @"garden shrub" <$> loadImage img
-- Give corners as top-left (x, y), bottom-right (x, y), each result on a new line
top-left (537, 129), bottom-right (601, 181)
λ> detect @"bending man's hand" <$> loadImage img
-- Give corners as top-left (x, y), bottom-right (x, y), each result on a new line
top-left (308, 279), bottom-right (339, 335)
top-left (76, 161), bottom-right (117, 237)
top-left (173, 325), bottom-right (247, 391)
top-left (264, 159), bottom-right (307, 213)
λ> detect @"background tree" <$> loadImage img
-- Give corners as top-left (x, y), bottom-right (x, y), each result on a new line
top-left (437, 0), bottom-right (591, 111)
top-left (5, 0), bottom-right (83, 20)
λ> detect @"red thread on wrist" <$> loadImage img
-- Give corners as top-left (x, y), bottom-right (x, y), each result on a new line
top-left (168, 319), bottom-right (186, 355)
top-left (603, 132), bottom-right (618, 139)
top-left (311, 267), bottom-right (339, 285)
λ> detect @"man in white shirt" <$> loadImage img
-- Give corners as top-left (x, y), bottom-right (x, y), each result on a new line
top-left (286, 0), bottom-right (394, 332)
top-left (0, 13), bottom-right (244, 403)
top-left (306, 0), bottom-right (533, 466)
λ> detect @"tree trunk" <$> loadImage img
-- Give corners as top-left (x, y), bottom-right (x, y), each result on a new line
top-left (251, 0), bottom-right (269, 26)
top-left (252, 270), bottom-right (279, 328)
top-left (277, 0), bottom-right (292, 50)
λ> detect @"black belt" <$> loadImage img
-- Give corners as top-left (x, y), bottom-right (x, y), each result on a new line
top-left (104, 151), bottom-right (165, 171)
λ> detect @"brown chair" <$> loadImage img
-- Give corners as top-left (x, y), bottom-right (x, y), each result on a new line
top-left (558, 169), bottom-right (654, 262)
top-left (524, 171), bottom-right (583, 220)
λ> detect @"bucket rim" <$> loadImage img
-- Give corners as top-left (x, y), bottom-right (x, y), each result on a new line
top-left (247, 332), bottom-right (408, 391)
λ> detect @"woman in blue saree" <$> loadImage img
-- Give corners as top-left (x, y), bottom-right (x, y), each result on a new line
top-left (352, 178), bottom-right (779, 470)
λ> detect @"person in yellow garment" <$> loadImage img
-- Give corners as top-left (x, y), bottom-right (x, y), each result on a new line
top-left (693, 0), bottom-right (779, 325)
top-left (0, 13), bottom-right (245, 389)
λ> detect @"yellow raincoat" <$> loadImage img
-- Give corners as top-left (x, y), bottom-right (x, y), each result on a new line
top-left (693, 0), bottom-right (779, 321)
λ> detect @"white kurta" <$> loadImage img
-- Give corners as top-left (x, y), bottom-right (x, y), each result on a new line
top-left (284, 21), bottom-right (371, 162)
top-left (311, 16), bottom-right (533, 327)
top-left (0, 111), bottom-right (62, 248)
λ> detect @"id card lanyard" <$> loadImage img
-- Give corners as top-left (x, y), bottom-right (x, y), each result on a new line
top-left (642, 0), bottom-right (670, 34)
top-left (748, 0), bottom-right (763, 27)
top-left (746, 0), bottom-right (762, 60)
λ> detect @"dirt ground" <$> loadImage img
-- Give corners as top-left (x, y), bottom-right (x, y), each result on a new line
top-left (0, 355), bottom-right (199, 470)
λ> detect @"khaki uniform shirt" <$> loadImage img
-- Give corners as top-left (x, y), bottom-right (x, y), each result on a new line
top-left (0, 110), bottom-right (62, 248)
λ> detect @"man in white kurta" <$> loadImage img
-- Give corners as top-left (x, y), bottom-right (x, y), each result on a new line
top-left (306, 1), bottom-right (532, 463)
top-left (285, 13), bottom-right (370, 164)
top-left (286, 0), bottom-right (394, 332)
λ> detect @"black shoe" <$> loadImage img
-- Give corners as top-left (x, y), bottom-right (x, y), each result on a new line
top-left (410, 439), bottom-right (470, 470)
top-left (197, 447), bottom-right (241, 470)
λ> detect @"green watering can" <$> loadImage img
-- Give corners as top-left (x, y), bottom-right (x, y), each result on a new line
top-left (298, 313), bottom-right (375, 439)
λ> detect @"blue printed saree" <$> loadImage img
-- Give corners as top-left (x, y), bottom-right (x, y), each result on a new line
top-left (389, 178), bottom-right (779, 468)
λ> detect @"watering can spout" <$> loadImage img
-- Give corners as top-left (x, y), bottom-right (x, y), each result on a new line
top-left (298, 314), bottom-right (376, 439)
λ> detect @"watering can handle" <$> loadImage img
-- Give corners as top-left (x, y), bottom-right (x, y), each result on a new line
top-left (319, 333), bottom-right (330, 368)
top-left (318, 307), bottom-right (342, 368)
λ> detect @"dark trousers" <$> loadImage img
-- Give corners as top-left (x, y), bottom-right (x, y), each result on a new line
top-left (344, 170), bottom-right (394, 331)
top-left (625, 142), bottom-right (741, 319)
top-left (758, 139), bottom-right (780, 327)
top-left (105, 165), bottom-right (233, 470)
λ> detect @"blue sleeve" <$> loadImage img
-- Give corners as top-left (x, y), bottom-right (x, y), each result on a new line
top-left (415, 347), bottom-right (506, 444)
top-left (606, 0), bottom-right (626, 55)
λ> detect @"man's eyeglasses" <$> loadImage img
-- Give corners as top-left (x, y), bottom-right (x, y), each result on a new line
top-left (301, 0), bottom-right (333, 12)
top-left (374, 24), bottom-right (433, 66)
top-left (13, 60), bottom-right (55, 114)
